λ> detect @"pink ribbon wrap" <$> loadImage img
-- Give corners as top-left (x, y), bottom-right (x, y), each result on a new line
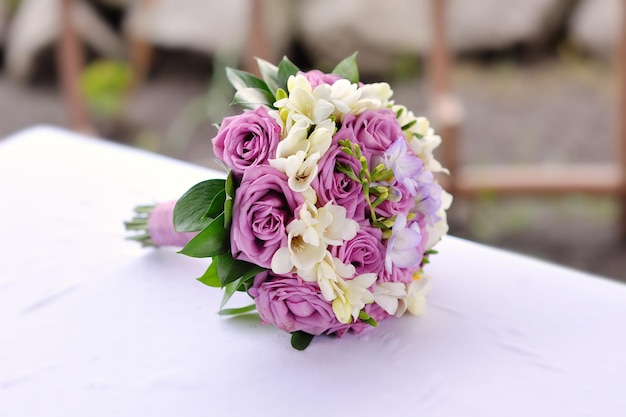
top-left (147, 201), bottom-right (198, 247)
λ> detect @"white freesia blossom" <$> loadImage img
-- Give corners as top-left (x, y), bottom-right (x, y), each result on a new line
top-left (414, 117), bottom-right (431, 137)
top-left (274, 74), bottom-right (334, 130)
top-left (307, 119), bottom-right (335, 156)
top-left (408, 132), bottom-right (448, 174)
top-left (373, 282), bottom-right (407, 315)
top-left (329, 79), bottom-right (361, 115)
top-left (391, 104), bottom-right (448, 175)
top-left (332, 273), bottom-right (377, 324)
top-left (286, 150), bottom-right (321, 193)
top-left (329, 80), bottom-right (393, 118)
top-left (425, 189), bottom-right (453, 251)
top-left (274, 121), bottom-right (308, 160)
top-left (270, 119), bottom-right (335, 193)
top-left (354, 82), bottom-right (393, 112)
top-left (298, 251), bottom-right (355, 301)
top-left (270, 202), bottom-right (360, 275)
top-left (396, 275), bottom-right (432, 317)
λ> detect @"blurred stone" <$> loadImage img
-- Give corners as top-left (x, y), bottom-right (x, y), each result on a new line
top-left (296, 0), bottom-right (570, 74)
top-left (6, 0), bottom-right (125, 82)
top-left (570, 0), bottom-right (623, 58)
top-left (123, 0), bottom-right (293, 63)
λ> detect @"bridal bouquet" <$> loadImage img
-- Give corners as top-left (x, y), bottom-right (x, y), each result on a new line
top-left (126, 54), bottom-right (452, 350)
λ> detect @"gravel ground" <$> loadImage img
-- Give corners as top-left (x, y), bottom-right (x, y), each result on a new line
top-left (1, 56), bottom-right (624, 282)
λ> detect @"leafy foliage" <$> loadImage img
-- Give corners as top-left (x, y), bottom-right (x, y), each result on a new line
top-left (174, 179), bottom-right (226, 232)
top-left (332, 52), bottom-right (359, 84)
top-left (291, 331), bottom-right (315, 351)
top-left (79, 60), bottom-right (133, 118)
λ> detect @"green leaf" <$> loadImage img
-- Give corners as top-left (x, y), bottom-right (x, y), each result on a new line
top-left (178, 213), bottom-right (228, 258)
top-left (197, 261), bottom-right (220, 287)
top-left (219, 303), bottom-right (257, 316)
top-left (255, 58), bottom-right (280, 93)
top-left (224, 171), bottom-right (235, 229)
top-left (218, 260), bottom-right (265, 309)
top-left (204, 189), bottom-right (226, 219)
top-left (225, 170), bottom-right (236, 198)
top-left (358, 310), bottom-right (378, 327)
top-left (174, 179), bottom-right (226, 232)
top-left (225, 67), bottom-right (271, 93)
top-left (219, 275), bottom-right (251, 310)
top-left (232, 87), bottom-right (275, 110)
top-left (401, 119), bottom-right (417, 131)
top-left (216, 253), bottom-right (265, 286)
top-left (332, 52), bottom-right (359, 84)
top-left (291, 331), bottom-right (315, 351)
top-left (276, 56), bottom-right (300, 91)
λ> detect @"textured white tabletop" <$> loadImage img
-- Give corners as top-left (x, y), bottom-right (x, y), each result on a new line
top-left (2, 126), bottom-right (626, 417)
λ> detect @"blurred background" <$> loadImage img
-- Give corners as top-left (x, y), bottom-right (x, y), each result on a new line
top-left (1, 0), bottom-right (625, 281)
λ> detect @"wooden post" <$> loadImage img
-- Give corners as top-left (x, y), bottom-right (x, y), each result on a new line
top-left (620, 0), bottom-right (626, 236)
top-left (429, 0), bottom-right (460, 192)
top-left (244, 0), bottom-right (269, 76)
top-left (57, 0), bottom-right (90, 132)
top-left (129, 0), bottom-right (154, 88)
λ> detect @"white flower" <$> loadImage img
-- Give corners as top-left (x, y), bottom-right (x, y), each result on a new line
top-left (353, 82), bottom-right (393, 113)
top-left (392, 107), bottom-right (448, 175)
top-left (283, 150), bottom-right (320, 193)
top-left (273, 121), bottom-right (309, 160)
top-left (329, 79), bottom-right (361, 115)
top-left (408, 132), bottom-right (448, 174)
top-left (274, 74), bottom-right (334, 130)
top-left (307, 119), bottom-right (335, 156)
top-left (270, 119), bottom-right (335, 193)
top-left (270, 202), bottom-right (360, 275)
top-left (329, 79), bottom-right (393, 118)
top-left (298, 251), bottom-right (355, 301)
top-left (332, 273), bottom-right (377, 324)
top-left (373, 282), bottom-right (407, 315)
top-left (396, 275), bottom-right (432, 317)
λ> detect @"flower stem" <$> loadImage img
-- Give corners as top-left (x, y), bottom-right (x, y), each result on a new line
top-left (124, 205), bottom-right (156, 247)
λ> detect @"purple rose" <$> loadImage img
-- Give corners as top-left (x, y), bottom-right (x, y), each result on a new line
top-left (212, 106), bottom-right (281, 178)
top-left (380, 265), bottom-right (417, 283)
top-left (331, 223), bottom-right (385, 277)
top-left (311, 137), bottom-right (366, 221)
top-left (301, 69), bottom-right (342, 89)
top-left (250, 271), bottom-right (388, 336)
top-left (231, 166), bottom-right (305, 268)
top-left (341, 109), bottom-right (404, 163)
top-left (249, 272), bottom-right (338, 335)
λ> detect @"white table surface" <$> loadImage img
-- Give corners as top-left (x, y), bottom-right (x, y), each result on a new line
top-left (2, 126), bottom-right (626, 417)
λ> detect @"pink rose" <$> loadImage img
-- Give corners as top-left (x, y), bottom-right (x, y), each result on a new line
top-left (249, 273), bottom-right (338, 336)
top-left (341, 109), bottom-right (404, 163)
top-left (301, 69), bottom-right (342, 89)
top-left (331, 223), bottom-right (385, 277)
top-left (212, 106), bottom-right (281, 178)
top-left (250, 272), bottom-right (386, 336)
top-left (311, 138), bottom-right (366, 221)
top-left (231, 166), bottom-right (305, 268)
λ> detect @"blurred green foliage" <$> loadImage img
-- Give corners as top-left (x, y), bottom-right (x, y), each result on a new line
top-left (4, 0), bottom-right (22, 14)
top-left (79, 60), bottom-right (133, 119)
